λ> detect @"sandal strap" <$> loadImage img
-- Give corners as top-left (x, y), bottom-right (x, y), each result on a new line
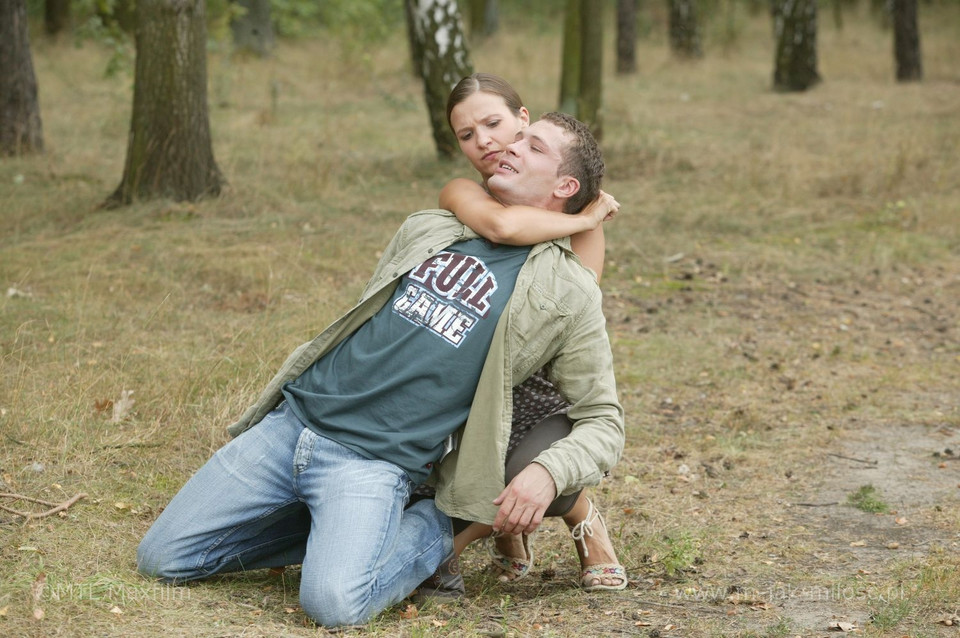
top-left (570, 498), bottom-right (601, 559)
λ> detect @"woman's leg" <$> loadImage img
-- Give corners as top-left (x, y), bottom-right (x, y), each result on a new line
top-left (494, 414), bottom-right (625, 589)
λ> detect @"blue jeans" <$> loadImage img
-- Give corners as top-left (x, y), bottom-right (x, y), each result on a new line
top-left (136, 402), bottom-right (453, 627)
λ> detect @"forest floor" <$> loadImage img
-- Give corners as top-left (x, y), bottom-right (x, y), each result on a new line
top-left (2, 4), bottom-right (959, 637)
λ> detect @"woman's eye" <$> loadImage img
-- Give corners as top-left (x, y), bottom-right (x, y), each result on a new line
top-left (489, 120), bottom-right (500, 128)
top-left (459, 133), bottom-right (472, 141)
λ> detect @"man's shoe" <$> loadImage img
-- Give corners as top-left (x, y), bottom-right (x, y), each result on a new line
top-left (412, 553), bottom-right (465, 604)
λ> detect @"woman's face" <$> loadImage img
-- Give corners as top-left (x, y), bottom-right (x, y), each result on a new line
top-left (449, 91), bottom-right (529, 181)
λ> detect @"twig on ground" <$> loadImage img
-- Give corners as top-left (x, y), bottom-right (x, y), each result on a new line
top-left (792, 501), bottom-right (840, 507)
top-left (0, 492), bottom-right (88, 519)
top-left (826, 453), bottom-right (878, 465)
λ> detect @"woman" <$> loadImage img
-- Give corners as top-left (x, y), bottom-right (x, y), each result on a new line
top-left (438, 73), bottom-right (626, 592)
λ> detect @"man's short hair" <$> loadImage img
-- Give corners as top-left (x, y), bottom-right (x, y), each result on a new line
top-left (540, 112), bottom-right (604, 214)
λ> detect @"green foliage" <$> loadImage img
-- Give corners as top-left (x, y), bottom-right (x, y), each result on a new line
top-left (72, 0), bottom-right (134, 77)
top-left (270, 0), bottom-right (324, 38)
top-left (659, 530), bottom-right (702, 576)
top-left (847, 485), bottom-right (890, 514)
top-left (318, 0), bottom-right (405, 52)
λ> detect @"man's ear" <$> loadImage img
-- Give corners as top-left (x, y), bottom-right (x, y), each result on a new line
top-left (518, 106), bottom-right (531, 127)
top-left (554, 175), bottom-right (580, 200)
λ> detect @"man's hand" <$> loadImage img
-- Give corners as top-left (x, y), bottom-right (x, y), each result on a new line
top-left (492, 463), bottom-right (558, 535)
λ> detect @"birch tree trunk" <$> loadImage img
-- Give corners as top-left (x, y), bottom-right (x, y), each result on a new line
top-left (0, 0), bottom-right (45, 156)
top-left (108, 0), bottom-right (224, 206)
top-left (617, 0), bottom-right (638, 74)
top-left (408, 0), bottom-right (473, 159)
top-left (773, 0), bottom-right (821, 92)
top-left (668, 0), bottom-right (703, 59)
top-left (893, 0), bottom-right (922, 82)
top-left (231, 0), bottom-right (275, 57)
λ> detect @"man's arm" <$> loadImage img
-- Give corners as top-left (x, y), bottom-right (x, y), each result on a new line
top-left (493, 290), bottom-right (624, 535)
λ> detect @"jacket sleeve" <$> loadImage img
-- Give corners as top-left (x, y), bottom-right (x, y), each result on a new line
top-left (531, 290), bottom-right (625, 496)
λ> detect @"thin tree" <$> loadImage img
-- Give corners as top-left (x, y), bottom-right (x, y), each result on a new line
top-left (231, 0), bottom-right (275, 57)
top-left (403, 0), bottom-right (425, 77)
top-left (892, 0), bottom-right (922, 81)
top-left (773, 0), bottom-right (821, 92)
top-left (407, 0), bottom-right (473, 159)
top-left (468, 0), bottom-right (499, 40)
top-left (668, 0), bottom-right (703, 59)
top-left (617, 0), bottom-right (638, 74)
top-left (0, 0), bottom-right (44, 156)
top-left (559, 0), bottom-right (604, 139)
top-left (45, 0), bottom-right (71, 37)
top-left (559, 0), bottom-right (582, 116)
top-left (579, 0), bottom-right (604, 139)
top-left (107, 0), bottom-right (224, 206)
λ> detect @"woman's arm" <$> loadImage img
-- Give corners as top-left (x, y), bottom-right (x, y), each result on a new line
top-left (439, 178), bottom-right (617, 247)
top-left (570, 226), bottom-right (606, 282)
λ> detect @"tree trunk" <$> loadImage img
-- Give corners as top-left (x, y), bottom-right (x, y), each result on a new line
top-left (668, 0), bottom-right (703, 59)
top-left (44, 0), bottom-right (71, 37)
top-left (773, 0), bottom-right (821, 92)
top-left (468, 0), bottom-right (499, 40)
top-left (616, 0), bottom-right (637, 74)
top-left (559, 0), bottom-right (582, 116)
top-left (408, 0), bottom-right (473, 159)
top-left (0, 0), bottom-right (45, 156)
top-left (404, 0), bottom-right (425, 77)
top-left (892, 0), bottom-right (922, 81)
top-left (231, 0), bottom-right (275, 57)
top-left (108, 0), bottom-right (224, 206)
top-left (579, 0), bottom-right (604, 140)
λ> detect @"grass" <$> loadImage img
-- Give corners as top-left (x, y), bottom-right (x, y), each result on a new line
top-left (2, 3), bottom-right (959, 637)
top-left (848, 485), bottom-right (890, 514)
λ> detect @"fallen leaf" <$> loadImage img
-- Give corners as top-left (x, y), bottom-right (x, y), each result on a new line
top-left (114, 502), bottom-right (131, 511)
top-left (0, 606), bottom-right (7, 617)
top-left (398, 604), bottom-right (418, 620)
top-left (283, 607), bottom-right (298, 614)
top-left (849, 540), bottom-right (866, 547)
top-left (894, 517), bottom-right (907, 525)
top-left (110, 606), bottom-right (123, 615)
top-left (432, 619), bottom-right (448, 627)
top-left (94, 398), bottom-right (114, 414)
top-left (828, 620), bottom-right (857, 631)
top-left (886, 542), bottom-right (900, 549)
top-left (937, 614), bottom-right (960, 626)
top-left (663, 624), bottom-right (677, 631)
top-left (635, 621), bottom-right (652, 626)
top-left (33, 608), bottom-right (44, 621)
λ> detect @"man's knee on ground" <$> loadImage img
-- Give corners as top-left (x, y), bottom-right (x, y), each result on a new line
top-left (299, 581), bottom-right (375, 628)
top-left (136, 535), bottom-right (199, 583)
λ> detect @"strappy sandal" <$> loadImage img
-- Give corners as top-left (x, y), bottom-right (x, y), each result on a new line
top-left (570, 499), bottom-right (628, 592)
top-left (487, 532), bottom-right (534, 582)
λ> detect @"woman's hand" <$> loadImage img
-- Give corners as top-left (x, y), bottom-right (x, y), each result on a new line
top-left (578, 190), bottom-right (620, 228)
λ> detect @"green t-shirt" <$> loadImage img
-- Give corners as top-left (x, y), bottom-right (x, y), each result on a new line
top-left (283, 238), bottom-right (530, 483)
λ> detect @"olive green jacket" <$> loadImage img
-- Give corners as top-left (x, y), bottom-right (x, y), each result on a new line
top-left (227, 210), bottom-right (624, 524)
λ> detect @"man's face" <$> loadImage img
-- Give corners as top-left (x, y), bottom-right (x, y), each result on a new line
top-left (486, 120), bottom-right (578, 212)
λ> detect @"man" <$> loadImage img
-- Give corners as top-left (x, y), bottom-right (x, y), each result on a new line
top-left (137, 112), bottom-right (624, 627)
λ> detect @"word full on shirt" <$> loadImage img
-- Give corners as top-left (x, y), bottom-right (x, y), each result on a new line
top-left (393, 251), bottom-right (500, 347)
